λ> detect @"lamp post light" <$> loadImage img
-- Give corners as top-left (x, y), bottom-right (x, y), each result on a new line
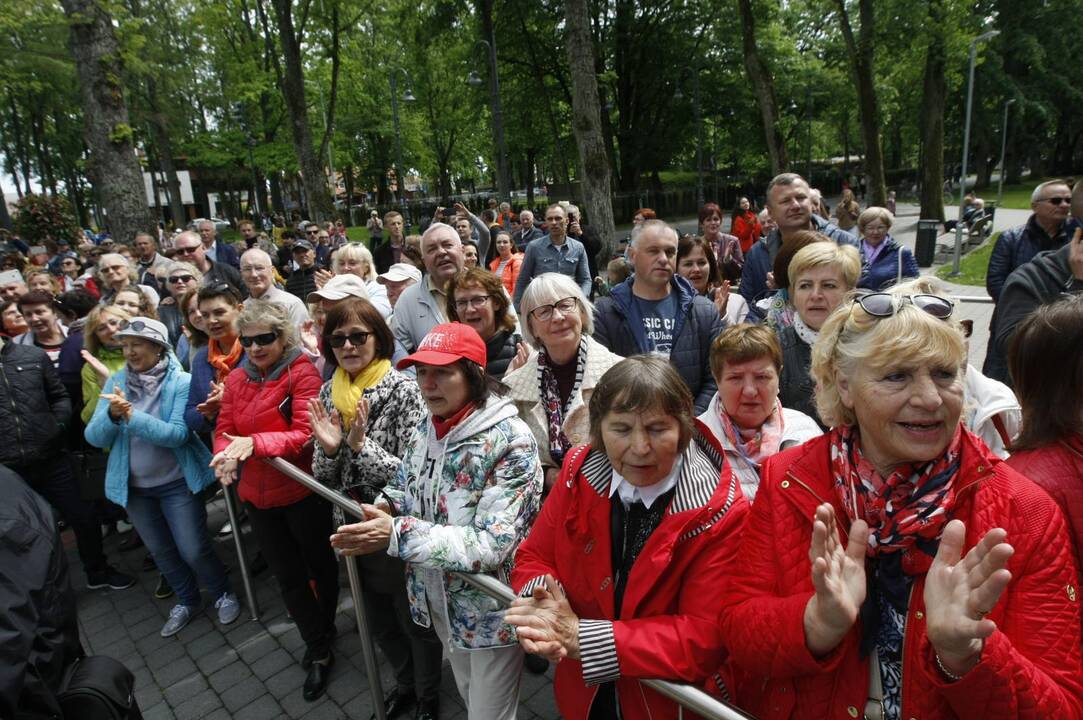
top-left (996, 97), bottom-right (1016, 208)
top-left (389, 68), bottom-right (415, 227)
top-left (467, 38), bottom-right (511, 200)
top-left (952, 29), bottom-right (1000, 275)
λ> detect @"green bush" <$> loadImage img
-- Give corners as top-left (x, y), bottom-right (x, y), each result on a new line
top-left (13, 193), bottom-right (82, 248)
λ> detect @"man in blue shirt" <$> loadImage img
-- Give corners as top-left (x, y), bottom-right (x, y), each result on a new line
top-left (513, 203), bottom-right (592, 308)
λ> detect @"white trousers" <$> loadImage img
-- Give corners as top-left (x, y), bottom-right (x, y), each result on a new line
top-left (427, 594), bottom-right (524, 720)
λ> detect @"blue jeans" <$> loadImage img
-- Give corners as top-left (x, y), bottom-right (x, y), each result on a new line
top-left (127, 478), bottom-right (230, 608)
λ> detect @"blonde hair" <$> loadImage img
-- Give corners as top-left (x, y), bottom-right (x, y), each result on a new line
top-left (236, 299), bottom-right (298, 351)
top-left (332, 243), bottom-right (377, 281)
top-left (811, 278), bottom-right (966, 428)
top-left (787, 243), bottom-right (862, 296)
top-left (83, 304), bottom-right (132, 355)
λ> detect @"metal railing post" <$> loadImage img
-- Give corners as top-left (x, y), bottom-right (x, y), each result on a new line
top-left (222, 484), bottom-right (259, 620)
top-left (265, 457), bottom-right (752, 720)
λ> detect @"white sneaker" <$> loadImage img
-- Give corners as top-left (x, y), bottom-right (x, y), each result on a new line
top-left (215, 592), bottom-right (241, 626)
top-left (160, 605), bottom-right (193, 637)
top-left (117, 519), bottom-right (134, 534)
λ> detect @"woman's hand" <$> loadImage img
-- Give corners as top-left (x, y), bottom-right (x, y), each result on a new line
top-left (196, 381), bottom-right (224, 420)
top-left (314, 268), bottom-right (334, 289)
top-left (210, 454), bottom-right (238, 486)
top-left (219, 433), bottom-right (255, 461)
top-left (345, 397), bottom-right (369, 453)
top-left (329, 504), bottom-right (392, 556)
top-left (803, 503), bottom-right (869, 656)
top-left (505, 575), bottom-right (581, 662)
top-left (299, 320), bottom-right (320, 354)
top-left (307, 398), bottom-right (343, 455)
top-left (713, 280), bottom-right (731, 319)
top-left (82, 350), bottom-right (112, 384)
top-left (506, 342), bottom-right (530, 373)
top-left (924, 520), bottom-right (1014, 677)
top-left (100, 387), bottom-right (132, 422)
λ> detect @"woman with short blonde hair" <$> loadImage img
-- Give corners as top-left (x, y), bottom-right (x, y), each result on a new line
top-left (329, 243), bottom-right (391, 317)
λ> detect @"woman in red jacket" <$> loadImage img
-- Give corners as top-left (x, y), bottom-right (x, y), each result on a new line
top-left (1006, 294), bottom-right (1083, 592)
top-left (210, 300), bottom-right (337, 703)
top-left (719, 280), bottom-right (1083, 720)
top-left (506, 356), bottom-right (749, 719)
top-left (730, 196), bottom-right (762, 255)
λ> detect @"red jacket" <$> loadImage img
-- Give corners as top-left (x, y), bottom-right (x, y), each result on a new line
top-left (730, 211), bottom-right (762, 255)
top-left (512, 423), bottom-right (749, 720)
top-left (718, 429), bottom-right (1083, 720)
top-left (1007, 434), bottom-right (1083, 590)
top-left (214, 351), bottom-right (321, 509)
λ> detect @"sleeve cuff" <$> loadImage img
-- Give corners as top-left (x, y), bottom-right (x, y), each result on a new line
top-left (387, 517), bottom-right (402, 558)
top-left (579, 619), bottom-right (620, 686)
top-left (517, 575), bottom-right (565, 598)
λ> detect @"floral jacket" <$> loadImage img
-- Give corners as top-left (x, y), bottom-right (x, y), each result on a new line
top-left (384, 395), bottom-right (542, 649)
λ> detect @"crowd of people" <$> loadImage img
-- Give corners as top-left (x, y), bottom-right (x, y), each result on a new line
top-left (2, 173), bottom-right (1082, 720)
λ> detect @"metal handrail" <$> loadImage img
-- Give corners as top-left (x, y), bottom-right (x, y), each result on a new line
top-left (266, 457), bottom-right (753, 720)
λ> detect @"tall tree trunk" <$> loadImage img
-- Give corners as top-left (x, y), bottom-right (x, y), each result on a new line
top-left (565, 0), bottom-right (616, 255)
top-left (59, 0), bottom-right (154, 241)
top-left (0, 178), bottom-right (12, 229)
top-left (736, 0), bottom-right (787, 174)
top-left (919, 0), bottom-right (946, 222)
top-left (146, 79), bottom-right (187, 229)
top-left (835, 0), bottom-right (887, 206)
top-left (270, 0), bottom-right (335, 222)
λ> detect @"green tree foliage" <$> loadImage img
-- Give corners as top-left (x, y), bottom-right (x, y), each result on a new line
top-left (13, 192), bottom-right (81, 245)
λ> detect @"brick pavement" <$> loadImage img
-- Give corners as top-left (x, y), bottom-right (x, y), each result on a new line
top-left (72, 499), bottom-right (560, 720)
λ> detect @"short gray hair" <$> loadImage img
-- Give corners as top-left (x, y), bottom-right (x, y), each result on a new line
top-left (518, 272), bottom-right (594, 346)
top-left (1031, 179), bottom-right (1070, 203)
top-left (333, 243), bottom-right (377, 281)
top-left (236, 299), bottom-right (298, 351)
top-left (166, 260), bottom-right (201, 279)
top-left (857, 206), bottom-right (894, 233)
top-left (766, 172), bottom-right (808, 198)
top-left (240, 248), bottom-right (273, 269)
top-left (629, 219), bottom-right (677, 248)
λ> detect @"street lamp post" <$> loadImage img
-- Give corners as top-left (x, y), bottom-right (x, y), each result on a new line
top-left (996, 97), bottom-right (1016, 208)
top-left (467, 38), bottom-right (511, 200)
top-left (388, 68), bottom-right (415, 228)
top-left (952, 29), bottom-right (999, 275)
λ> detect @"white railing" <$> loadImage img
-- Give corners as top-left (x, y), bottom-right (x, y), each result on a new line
top-left (263, 457), bottom-right (754, 720)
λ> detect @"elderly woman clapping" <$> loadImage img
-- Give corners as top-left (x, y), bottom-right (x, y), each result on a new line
top-left (503, 273), bottom-right (623, 492)
top-left (718, 279), bottom-right (1083, 719)
top-left (507, 356), bottom-right (748, 720)
top-left (700, 323), bottom-right (821, 500)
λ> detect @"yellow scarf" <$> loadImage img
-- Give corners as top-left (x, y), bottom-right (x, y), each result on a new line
top-left (331, 358), bottom-right (391, 430)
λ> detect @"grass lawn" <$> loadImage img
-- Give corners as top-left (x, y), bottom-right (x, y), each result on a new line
top-left (991, 177), bottom-right (1077, 210)
top-left (936, 232), bottom-right (998, 286)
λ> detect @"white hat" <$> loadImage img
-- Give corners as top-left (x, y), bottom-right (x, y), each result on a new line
top-left (307, 274), bottom-right (371, 303)
top-left (377, 263), bottom-right (422, 285)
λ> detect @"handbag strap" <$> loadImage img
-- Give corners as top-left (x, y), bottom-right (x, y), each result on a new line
top-left (864, 649), bottom-right (885, 720)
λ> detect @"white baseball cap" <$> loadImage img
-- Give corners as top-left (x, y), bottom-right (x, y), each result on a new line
top-left (377, 263), bottom-right (422, 285)
top-left (307, 274), bottom-right (371, 303)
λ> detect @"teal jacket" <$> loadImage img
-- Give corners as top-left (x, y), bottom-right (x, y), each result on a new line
top-left (84, 354), bottom-right (214, 507)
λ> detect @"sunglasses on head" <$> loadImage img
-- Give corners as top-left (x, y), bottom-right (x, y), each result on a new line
top-left (853, 292), bottom-right (954, 320)
top-left (239, 332), bottom-right (278, 348)
top-left (121, 319), bottom-right (151, 332)
top-left (325, 330), bottom-right (372, 348)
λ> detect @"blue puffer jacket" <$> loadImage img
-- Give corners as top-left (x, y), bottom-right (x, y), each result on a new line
top-left (739, 215), bottom-right (858, 316)
top-left (593, 274), bottom-right (724, 413)
top-left (84, 354), bottom-right (213, 508)
top-left (857, 236), bottom-right (920, 290)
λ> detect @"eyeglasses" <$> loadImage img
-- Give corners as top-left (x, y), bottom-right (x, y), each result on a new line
top-left (174, 246), bottom-right (200, 256)
top-left (854, 293), bottom-right (955, 320)
top-left (1040, 197), bottom-right (1072, 206)
top-left (453, 295), bottom-right (492, 311)
top-left (326, 331), bottom-right (372, 348)
top-left (239, 332), bottom-right (278, 348)
top-left (530, 297), bottom-right (578, 322)
top-left (168, 274), bottom-right (195, 284)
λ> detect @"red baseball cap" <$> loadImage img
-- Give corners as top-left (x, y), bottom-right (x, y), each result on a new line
top-left (396, 322), bottom-right (487, 370)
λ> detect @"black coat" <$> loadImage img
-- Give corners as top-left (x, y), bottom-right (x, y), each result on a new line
top-left (284, 266), bottom-right (319, 301)
top-left (0, 466), bottom-right (82, 719)
top-left (0, 342), bottom-right (71, 466)
top-left (485, 329), bottom-right (519, 379)
top-left (777, 326), bottom-right (824, 429)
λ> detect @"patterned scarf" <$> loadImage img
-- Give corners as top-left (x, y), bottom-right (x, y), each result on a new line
top-left (331, 359), bottom-right (391, 430)
top-left (126, 357), bottom-right (169, 403)
top-left (830, 423), bottom-right (961, 649)
top-left (537, 338), bottom-right (588, 466)
top-left (207, 337), bottom-right (243, 383)
top-left (718, 399), bottom-right (785, 468)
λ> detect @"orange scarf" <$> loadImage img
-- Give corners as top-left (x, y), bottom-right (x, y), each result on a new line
top-left (207, 337), bottom-right (243, 382)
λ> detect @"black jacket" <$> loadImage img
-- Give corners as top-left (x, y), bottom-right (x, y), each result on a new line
top-left (485, 329), bottom-right (519, 379)
top-left (777, 326), bottom-right (824, 429)
top-left (983, 244), bottom-right (1083, 385)
top-left (0, 466), bottom-right (82, 719)
top-left (373, 240), bottom-right (399, 275)
top-left (203, 259), bottom-right (245, 297)
top-left (284, 265), bottom-right (318, 301)
top-left (0, 341), bottom-right (71, 466)
top-left (985, 215), bottom-right (1069, 303)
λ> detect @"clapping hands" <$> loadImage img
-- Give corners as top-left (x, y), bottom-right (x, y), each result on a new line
top-left (100, 386), bottom-right (132, 422)
top-left (505, 575), bottom-right (581, 662)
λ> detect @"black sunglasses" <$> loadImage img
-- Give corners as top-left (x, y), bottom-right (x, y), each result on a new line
top-left (239, 332), bottom-right (278, 348)
top-left (174, 246), bottom-right (200, 255)
top-left (855, 292), bottom-right (954, 320)
top-left (1041, 197), bottom-right (1071, 206)
top-left (168, 274), bottom-right (195, 284)
top-left (326, 331), bottom-right (372, 348)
